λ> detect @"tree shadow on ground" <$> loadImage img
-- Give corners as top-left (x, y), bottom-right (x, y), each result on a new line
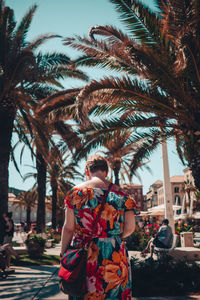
top-left (0, 265), bottom-right (65, 299)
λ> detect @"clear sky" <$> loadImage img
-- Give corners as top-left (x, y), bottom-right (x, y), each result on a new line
top-left (7, 0), bottom-right (185, 194)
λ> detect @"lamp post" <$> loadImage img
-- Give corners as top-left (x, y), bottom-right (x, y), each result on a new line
top-left (161, 140), bottom-right (175, 233)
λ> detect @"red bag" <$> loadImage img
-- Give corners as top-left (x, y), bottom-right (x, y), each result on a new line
top-left (59, 247), bottom-right (87, 296)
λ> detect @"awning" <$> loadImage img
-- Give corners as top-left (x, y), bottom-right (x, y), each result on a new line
top-left (139, 211), bottom-right (149, 216)
top-left (148, 204), bottom-right (181, 214)
top-left (192, 212), bottom-right (200, 219)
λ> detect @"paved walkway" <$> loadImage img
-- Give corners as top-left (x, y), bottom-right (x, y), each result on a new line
top-left (1, 244), bottom-right (200, 299)
top-left (1, 265), bottom-right (199, 300)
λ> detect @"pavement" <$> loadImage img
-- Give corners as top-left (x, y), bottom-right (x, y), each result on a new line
top-left (0, 244), bottom-right (200, 300)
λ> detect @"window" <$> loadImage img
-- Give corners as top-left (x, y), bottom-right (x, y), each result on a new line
top-left (174, 187), bottom-right (179, 193)
top-left (174, 196), bottom-right (181, 205)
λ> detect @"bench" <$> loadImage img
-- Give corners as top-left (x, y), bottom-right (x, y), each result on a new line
top-left (154, 234), bottom-right (178, 258)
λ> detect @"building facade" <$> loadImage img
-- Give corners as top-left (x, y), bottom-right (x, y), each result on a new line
top-left (121, 183), bottom-right (144, 210)
top-left (8, 192), bottom-right (52, 224)
top-left (183, 167), bottom-right (194, 184)
top-left (146, 180), bottom-right (163, 209)
top-left (157, 176), bottom-right (185, 208)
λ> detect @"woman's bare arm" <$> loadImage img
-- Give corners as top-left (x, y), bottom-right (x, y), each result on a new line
top-left (60, 208), bottom-right (75, 256)
top-left (121, 211), bottom-right (135, 238)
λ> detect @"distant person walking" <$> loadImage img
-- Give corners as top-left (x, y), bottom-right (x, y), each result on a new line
top-left (3, 212), bottom-right (14, 245)
top-left (143, 218), bottom-right (173, 258)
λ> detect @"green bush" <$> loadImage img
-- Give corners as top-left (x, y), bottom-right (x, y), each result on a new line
top-left (25, 234), bottom-right (46, 258)
top-left (25, 235), bottom-right (46, 247)
top-left (126, 224), bottom-right (159, 251)
top-left (131, 256), bottom-right (200, 296)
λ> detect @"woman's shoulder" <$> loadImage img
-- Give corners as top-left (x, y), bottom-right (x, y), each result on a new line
top-left (111, 184), bottom-right (129, 196)
top-left (65, 184), bottom-right (94, 208)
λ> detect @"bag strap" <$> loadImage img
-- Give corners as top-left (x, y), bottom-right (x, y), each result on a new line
top-left (84, 182), bottom-right (113, 245)
top-left (92, 182), bottom-right (113, 233)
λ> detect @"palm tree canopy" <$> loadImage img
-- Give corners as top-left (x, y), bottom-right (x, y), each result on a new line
top-left (63, 0), bottom-right (200, 189)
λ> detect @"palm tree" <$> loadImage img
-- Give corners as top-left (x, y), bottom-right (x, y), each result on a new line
top-left (46, 145), bottom-right (83, 229)
top-left (18, 189), bottom-right (37, 231)
top-left (63, 0), bottom-right (200, 192)
top-left (14, 110), bottom-right (84, 232)
top-left (75, 126), bottom-right (150, 185)
top-left (0, 1), bottom-right (88, 240)
top-left (194, 190), bottom-right (200, 212)
top-left (181, 179), bottom-right (197, 216)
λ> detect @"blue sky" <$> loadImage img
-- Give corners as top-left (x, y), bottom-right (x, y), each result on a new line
top-left (7, 0), bottom-right (185, 194)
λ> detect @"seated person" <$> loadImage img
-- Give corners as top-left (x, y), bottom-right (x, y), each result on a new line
top-left (143, 219), bottom-right (173, 258)
top-left (27, 225), bottom-right (37, 239)
top-left (0, 243), bottom-right (20, 272)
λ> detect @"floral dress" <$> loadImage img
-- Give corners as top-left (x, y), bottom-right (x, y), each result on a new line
top-left (65, 187), bottom-right (139, 300)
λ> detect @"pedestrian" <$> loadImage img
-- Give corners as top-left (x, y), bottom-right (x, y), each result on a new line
top-left (0, 243), bottom-right (20, 272)
top-left (3, 212), bottom-right (14, 245)
top-left (142, 218), bottom-right (173, 258)
top-left (27, 225), bottom-right (37, 239)
top-left (61, 155), bottom-right (139, 299)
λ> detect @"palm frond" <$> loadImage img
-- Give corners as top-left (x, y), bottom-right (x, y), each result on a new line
top-left (129, 131), bottom-right (161, 177)
top-left (109, 0), bottom-right (155, 44)
top-left (76, 76), bottom-right (180, 122)
top-left (36, 52), bottom-right (70, 67)
top-left (53, 121), bottom-right (81, 152)
top-left (14, 4), bottom-right (37, 49)
top-left (67, 40), bottom-right (132, 76)
top-left (10, 150), bottom-right (23, 178)
top-left (26, 34), bottom-right (61, 51)
top-left (23, 172), bottom-right (37, 182)
top-left (35, 88), bottom-right (80, 116)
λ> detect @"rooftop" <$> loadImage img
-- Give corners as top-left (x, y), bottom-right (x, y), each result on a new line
top-left (170, 175), bottom-right (185, 182)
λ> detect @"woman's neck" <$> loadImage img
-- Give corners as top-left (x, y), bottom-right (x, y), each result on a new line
top-left (76, 171), bottom-right (109, 189)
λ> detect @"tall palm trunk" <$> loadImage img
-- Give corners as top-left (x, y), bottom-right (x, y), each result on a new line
top-left (36, 151), bottom-right (47, 232)
top-left (113, 159), bottom-right (121, 186)
top-left (51, 178), bottom-right (58, 230)
top-left (0, 108), bottom-right (15, 243)
top-left (113, 167), bottom-right (120, 186)
top-left (26, 206), bottom-right (31, 231)
top-left (186, 191), bottom-right (191, 216)
top-left (190, 154), bottom-right (200, 190)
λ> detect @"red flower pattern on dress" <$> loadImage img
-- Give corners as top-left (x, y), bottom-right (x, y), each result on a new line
top-left (100, 249), bottom-right (129, 292)
top-left (122, 288), bottom-right (131, 300)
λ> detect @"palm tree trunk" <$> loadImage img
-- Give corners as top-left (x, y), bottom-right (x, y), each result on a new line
top-left (36, 151), bottom-right (47, 233)
top-left (26, 206), bottom-right (31, 231)
top-left (190, 154), bottom-right (200, 190)
top-left (113, 167), bottom-right (120, 186)
top-left (51, 180), bottom-right (58, 230)
top-left (186, 191), bottom-right (191, 215)
top-left (189, 193), bottom-right (194, 217)
top-left (0, 110), bottom-right (14, 243)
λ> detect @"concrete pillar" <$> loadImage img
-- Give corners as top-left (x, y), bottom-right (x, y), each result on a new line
top-left (180, 232), bottom-right (194, 247)
top-left (161, 141), bottom-right (175, 233)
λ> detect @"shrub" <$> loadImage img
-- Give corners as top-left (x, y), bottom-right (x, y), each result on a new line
top-left (25, 235), bottom-right (46, 247)
top-left (131, 256), bottom-right (200, 296)
top-left (25, 234), bottom-right (46, 258)
top-left (126, 224), bottom-right (159, 251)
